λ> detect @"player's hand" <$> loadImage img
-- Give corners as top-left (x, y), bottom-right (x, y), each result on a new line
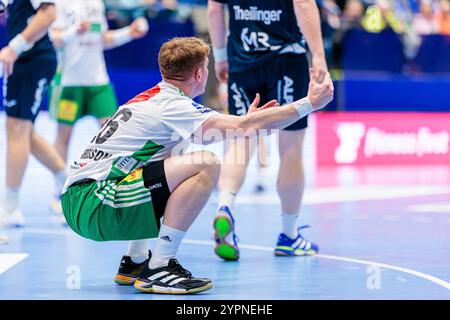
top-left (0, 46), bottom-right (18, 77)
top-left (247, 93), bottom-right (278, 114)
top-left (307, 68), bottom-right (334, 110)
top-left (77, 21), bottom-right (91, 34)
top-left (129, 17), bottom-right (149, 39)
top-left (214, 61), bottom-right (229, 83)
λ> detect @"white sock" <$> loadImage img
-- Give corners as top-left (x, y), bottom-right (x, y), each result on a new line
top-left (218, 189), bottom-right (237, 211)
top-left (282, 212), bottom-right (298, 239)
top-left (4, 187), bottom-right (19, 212)
top-left (148, 224), bottom-right (186, 269)
top-left (127, 240), bottom-right (149, 264)
top-left (54, 170), bottom-right (67, 197)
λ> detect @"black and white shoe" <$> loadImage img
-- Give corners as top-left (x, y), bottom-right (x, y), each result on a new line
top-left (114, 251), bottom-right (152, 285)
top-left (134, 258), bottom-right (212, 294)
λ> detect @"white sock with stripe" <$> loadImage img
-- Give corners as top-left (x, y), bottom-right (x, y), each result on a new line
top-left (148, 224), bottom-right (186, 270)
top-left (217, 190), bottom-right (237, 212)
top-left (127, 240), bottom-right (149, 264)
top-left (282, 212), bottom-right (298, 239)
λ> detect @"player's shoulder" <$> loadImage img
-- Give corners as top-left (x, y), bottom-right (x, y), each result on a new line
top-left (123, 82), bottom-right (190, 108)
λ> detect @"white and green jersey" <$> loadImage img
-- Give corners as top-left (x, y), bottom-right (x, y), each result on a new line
top-left (53, 0), bottom-right (109, 86)
top-left (63, 81), bottom-right (218, 193)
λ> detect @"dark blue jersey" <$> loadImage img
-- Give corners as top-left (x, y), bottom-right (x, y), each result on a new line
top-left (6, 0), bottom-right (56, 60)
top-left (213, 0), bottom-right (306, 73)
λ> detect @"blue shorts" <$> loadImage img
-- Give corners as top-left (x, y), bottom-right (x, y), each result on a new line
top-left (228, 53), bottom-right (309, 131)
top-left (4, 56), bottom-right (57, 122)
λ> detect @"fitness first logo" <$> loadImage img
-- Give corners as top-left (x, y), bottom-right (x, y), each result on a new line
top-left (334, 122), bottom-right (450, 164)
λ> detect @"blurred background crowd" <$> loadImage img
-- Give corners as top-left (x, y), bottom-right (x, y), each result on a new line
top-left (103, 0), bottom-right (450, 74)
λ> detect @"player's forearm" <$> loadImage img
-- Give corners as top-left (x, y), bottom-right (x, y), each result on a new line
top-left (241, 98), bottom-right (314, 132)
top-left (293, 0), bottom-right (325, 59)
top-left (103, 28), bottom-right (132, 50)
top-left (207, 1), bottom-right (227, 50)
top-left (20, 4), bottom-right (56, 45)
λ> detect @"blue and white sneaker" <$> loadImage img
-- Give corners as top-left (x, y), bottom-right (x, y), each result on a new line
top-left (213, 206), bottom-right (240, 261)
top-left (274, 226), bottom-right (319, 256)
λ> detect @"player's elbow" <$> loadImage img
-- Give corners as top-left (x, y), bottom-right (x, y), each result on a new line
top-left (38, 4), bottom-right (57, 24)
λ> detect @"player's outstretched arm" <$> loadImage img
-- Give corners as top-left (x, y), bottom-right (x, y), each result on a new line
top-left (0, 3), bottom-right (56, 76)
top-left (199, 68), bottom-right (334, 140)
top-left (103, 17), bottom-right (148, 50)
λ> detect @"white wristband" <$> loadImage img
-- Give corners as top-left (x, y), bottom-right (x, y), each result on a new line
top-left (292, 97), bottom-right (314, 119)
top-left (111, 26), bottom-right (133, 47)
top-left (8, 34), bottom-right (32, 56)
top-left (213, 47), bottom-right (227, 62)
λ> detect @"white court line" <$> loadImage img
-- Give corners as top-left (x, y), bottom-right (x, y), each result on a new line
top-left (183, 239), bottom-right (450, 291)
top-left (0, 254), bottom-right (28, 275)
top-left (22, 228), bottom-right (450, 291)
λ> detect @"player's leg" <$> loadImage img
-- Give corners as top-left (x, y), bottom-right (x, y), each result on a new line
top-left (213, 71), bottom-right (260, 261)
top-left (53, 86), bottom-right (84, 162)
top-left (255, 136), bottom-right (269, 193)
top-left (1, 60), bottom-right (37, 227)
top-left (275, 129), bottom-right (318, 256)
top-left (270, 54), bottom-right (319, 256)
top-left (134, 151), bottom-right (220, 294)
top-left (1, 117), bottom-right (33, 227)
top-left (30, 128), bottom-right (68, 202)
top-left (54, 123), bottom-right (74, 162)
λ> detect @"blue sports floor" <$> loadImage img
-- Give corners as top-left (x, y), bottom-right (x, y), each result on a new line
top-left (0, 113), bottom-right (449, 300)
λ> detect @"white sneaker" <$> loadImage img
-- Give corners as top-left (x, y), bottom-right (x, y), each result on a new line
top-left (0, 234), bottom-right (8, 245)
top-left (49, 197), bottom-right (68, 226)
top-left (0, 207), bottom-right (26, 228)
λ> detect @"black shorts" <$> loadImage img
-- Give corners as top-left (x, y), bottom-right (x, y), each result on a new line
top-left (228, 53), bottom-right (309, 131)
top-left (142, 160), bottom-right (171, 225)
top-left (4, 56), bottom-right (57, 122)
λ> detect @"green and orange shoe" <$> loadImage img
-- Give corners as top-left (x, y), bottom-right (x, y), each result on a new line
top-left (213, 206), bottom-right (239, 261)
top-left (114, 251), bottom-right (151, 285)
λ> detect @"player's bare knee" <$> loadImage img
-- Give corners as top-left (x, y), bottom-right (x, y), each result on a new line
top-left (6, 119), bottom-right (32, 140)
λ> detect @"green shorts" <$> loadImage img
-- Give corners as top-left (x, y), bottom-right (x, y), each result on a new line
top-left (52, 84), bottom-right (118, 125)
top-left (62, 167), bottom-right (165, 242)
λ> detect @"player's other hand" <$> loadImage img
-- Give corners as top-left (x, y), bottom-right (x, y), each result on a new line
top-left (214, 61), bottom-right (229, 83)
top-left (0, 46), bottom-right (18, 77)
top-left (129, 17), bottom-right (149, 39)
top-left (307, 68), bottom-right (334, 110)
top-left (77, 21), bottom-right (91, 34)
top-left (247, 93), bottom-right (278, 114)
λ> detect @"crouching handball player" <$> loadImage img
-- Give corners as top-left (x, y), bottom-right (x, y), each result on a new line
top-left (61, 37), bottom-right (333, 295)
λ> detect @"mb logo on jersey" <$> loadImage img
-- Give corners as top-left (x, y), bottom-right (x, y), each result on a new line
top-left (241, 28), bottom-right (281, 52)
